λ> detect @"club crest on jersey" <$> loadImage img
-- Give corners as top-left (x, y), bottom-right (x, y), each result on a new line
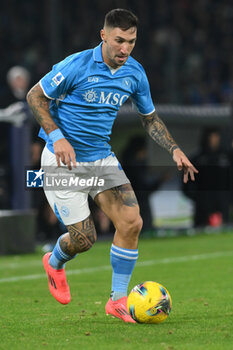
top-left (52, 72), bottom-right (65, 86)
top-left (123, 78), bottom-right (131, 88)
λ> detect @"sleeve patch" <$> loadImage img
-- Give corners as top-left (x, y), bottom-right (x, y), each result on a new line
top-left (52, 72), bottom-right (65, 86)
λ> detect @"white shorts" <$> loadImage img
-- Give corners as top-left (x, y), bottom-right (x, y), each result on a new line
top-left (41, 146), bottom-right (130, 225)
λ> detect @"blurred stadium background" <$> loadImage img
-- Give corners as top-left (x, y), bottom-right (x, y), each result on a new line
top-left (0, 0), bottom-right (232, 254)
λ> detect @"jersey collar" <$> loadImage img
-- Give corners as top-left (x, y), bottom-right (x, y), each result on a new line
top-left (93, 42), bottom-right (104, 63)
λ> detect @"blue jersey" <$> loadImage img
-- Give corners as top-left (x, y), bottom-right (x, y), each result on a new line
top-left (39, 42), bottom-right (155, 161)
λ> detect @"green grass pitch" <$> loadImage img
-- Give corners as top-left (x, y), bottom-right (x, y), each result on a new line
top-left (0, 232), bottom-right (233, 350)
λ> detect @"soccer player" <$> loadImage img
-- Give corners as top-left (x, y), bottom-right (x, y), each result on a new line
top-left (27, 9), bottom-right (198, 323)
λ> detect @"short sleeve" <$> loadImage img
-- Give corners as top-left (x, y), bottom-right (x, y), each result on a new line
top-left (131, 68), bottom-right (155, 115)
top-left (40, 55), bottom-right (77, 100)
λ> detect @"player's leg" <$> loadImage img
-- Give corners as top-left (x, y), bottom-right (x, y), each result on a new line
top-left (41, 146), bottom-right (97, 304)
top-left (43, 214), bottom-right (97, 304)
top-left (101, 184), bottom-right (142, 249)
top-left (95, 183), bottom-right (142, 298)
top-left (49, 214), bottom-right (97, 268)
top-left (94, 183), bottom-right (143, 322)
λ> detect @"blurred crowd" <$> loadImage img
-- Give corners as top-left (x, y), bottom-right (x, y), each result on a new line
top-left (0, 0), bottom-right (233, 105)
top-left (0, 0), bottom-right (233, 243)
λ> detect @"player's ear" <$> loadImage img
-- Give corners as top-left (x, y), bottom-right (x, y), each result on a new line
top-left (100, 29), bottom-right (106, 42)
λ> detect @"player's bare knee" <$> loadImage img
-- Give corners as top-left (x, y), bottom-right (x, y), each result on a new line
top-left (66, 215), bottom-right (97, 253)
top-left (136, 215), bottom-right (143, 233)
top-left (130, 215), bottom-right (143, 236)
top-left (116, 214), bottom-right (143, 238)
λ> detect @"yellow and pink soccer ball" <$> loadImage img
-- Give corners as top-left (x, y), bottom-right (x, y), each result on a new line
top-left (127, 281), bottom-right (172, 324)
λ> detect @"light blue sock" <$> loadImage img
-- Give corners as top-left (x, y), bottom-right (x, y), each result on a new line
top-left (110, 244), bottom-right (138, 301)
top-left (49, 234), bottom-right (77, 269)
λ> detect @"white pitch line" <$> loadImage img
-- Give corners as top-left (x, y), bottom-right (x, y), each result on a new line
top-left (0, 250), bottom-right (232, 284)
top-left (138, 250), bottom-right (233, 266)
top-left (0, 260), bottom-right (44, 270)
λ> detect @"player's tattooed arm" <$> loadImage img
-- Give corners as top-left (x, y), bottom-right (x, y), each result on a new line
top-left (140, 110), bottom-right (178, 154)
top-left (61, 215), bottom-right (97, 254)
top-left (26, 83), bottom-right (58, 134)
top-left (140, 110), bottom-right (198, 182)
top-left (27, 83), bottom-right (76, 170)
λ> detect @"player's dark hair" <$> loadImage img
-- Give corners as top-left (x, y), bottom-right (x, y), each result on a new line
top-left (104, 9), bottom-right (138, 30)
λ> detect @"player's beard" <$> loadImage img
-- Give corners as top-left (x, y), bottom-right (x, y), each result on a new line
top-left (105, 46), bottom-right (128, 68)
top-left (114, 55), bottom-right (128, 66)
top-left (107, 54), bottom-right (128, 68)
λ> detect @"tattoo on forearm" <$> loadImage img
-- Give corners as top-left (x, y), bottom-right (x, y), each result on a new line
top-left (61, 215), bottom-right (97, 254)
top-left (27, 83), bottom-right (57, 134)
top-left (110, 184), bottom-right (138, 207)
top-left (140, 111), bottom-right (178, 153)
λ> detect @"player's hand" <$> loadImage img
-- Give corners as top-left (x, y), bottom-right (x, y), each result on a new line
top-left (53, 138), bottom-right (77, 170)
top-left (172, 148), bottom-right (198, 183)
